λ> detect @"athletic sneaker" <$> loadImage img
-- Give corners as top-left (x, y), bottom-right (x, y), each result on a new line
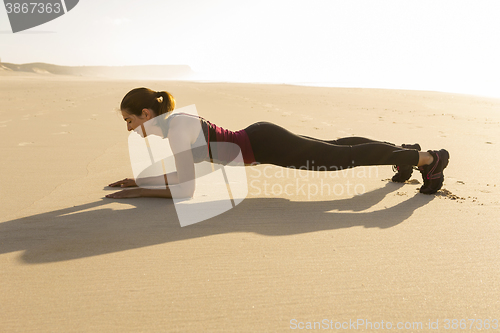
top-left (391, 143), bottom-right (421, 182)
top-left (419, 149), bottom-right (450, 194)
top-left (417, 166), bottom-right (430, 191)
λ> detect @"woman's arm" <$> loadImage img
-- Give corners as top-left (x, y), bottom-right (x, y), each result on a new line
top-left (140, 188), bottom-right (172, 198)
top-left (166, 117), bottom-right (197, 198)
top-left (105, 186), bottom-right (189, 199)
top-left (108, 171), bottom-right (179, 189)
top-left (136, 172), bottom-right (179, 187)
top-left (107, 116), bottom-right (198, 199)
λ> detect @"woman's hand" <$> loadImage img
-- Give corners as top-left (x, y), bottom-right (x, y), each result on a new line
top-left (105, 188), bottom-right (143, 199)
top-left (108, 178), bottom-right (137, 188)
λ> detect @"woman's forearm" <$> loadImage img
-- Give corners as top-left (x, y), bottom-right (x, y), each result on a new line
top-left (140, 188), bottom-right (172, 198)
top-left (139, 183), bottom-right (194, 199)
top-left (137, 172), bottom-right (179, 187)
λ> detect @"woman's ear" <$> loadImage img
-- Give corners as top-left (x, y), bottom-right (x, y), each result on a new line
top-left (142, 108), bottom-right (153, 120)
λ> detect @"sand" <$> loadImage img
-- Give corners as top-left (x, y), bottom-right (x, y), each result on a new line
top-left (1, 73), bottom-right (499, 332)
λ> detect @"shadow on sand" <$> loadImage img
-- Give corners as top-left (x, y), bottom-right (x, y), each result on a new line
top-left (0, 182), bottom-right (434, 264)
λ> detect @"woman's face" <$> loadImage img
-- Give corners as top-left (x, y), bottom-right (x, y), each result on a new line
top-left (121, 109), bottom-right (153, 131)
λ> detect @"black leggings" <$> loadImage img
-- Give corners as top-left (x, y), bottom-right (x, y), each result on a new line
top-left (245, 122), bottom-right (420, 170)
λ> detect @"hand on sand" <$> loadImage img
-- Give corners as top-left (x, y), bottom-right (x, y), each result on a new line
top-left (105, 188), bottom-right (143, 199)
top-left (108, 178), bottom-right (137, 187)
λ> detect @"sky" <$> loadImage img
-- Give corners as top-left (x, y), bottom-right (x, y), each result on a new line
top-left (1, 0), bottom-right (500, 97)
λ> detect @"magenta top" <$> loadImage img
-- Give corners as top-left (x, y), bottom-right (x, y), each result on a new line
top-left (161, 112), bottom-right (256, 165)
top-left (213, 124), bottom-right (256, 165)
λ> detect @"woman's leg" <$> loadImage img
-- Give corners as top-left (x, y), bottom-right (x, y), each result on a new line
top-left (245, 122), bottom-right (419, 170)
top-left (299, 135), bottom-right (373, 145)
top-left (302, 135), bottom-right (433, 167)
top-left (299, 135), bottom-right (398, 147)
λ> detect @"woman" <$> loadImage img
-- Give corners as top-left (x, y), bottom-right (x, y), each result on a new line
top-left (106, 87), bottom-right (449, 199)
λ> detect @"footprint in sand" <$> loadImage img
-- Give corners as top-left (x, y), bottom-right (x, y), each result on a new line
top-left (52, 131), bottom-right (71, 135)
top-left (18, 142), bottom-right (35, 146)
top-left (436, 189), bottom-right (466, 201)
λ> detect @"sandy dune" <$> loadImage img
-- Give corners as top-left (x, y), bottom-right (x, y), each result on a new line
top-left (1, 73), bottom-right (499, 332)
top-left (0, 62), bottom-right (194, 80)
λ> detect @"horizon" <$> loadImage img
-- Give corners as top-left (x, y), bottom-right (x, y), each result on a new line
top-left (2, 60), bottom-right (498, 100)
top-left (1, 0), bottom-right (499, 98)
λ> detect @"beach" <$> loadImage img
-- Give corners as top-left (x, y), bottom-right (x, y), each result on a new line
top-left (1, 73), bottom-right (499, 332)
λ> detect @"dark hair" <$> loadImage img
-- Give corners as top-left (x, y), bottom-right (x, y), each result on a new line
top-left (120, 87), bottom-right (176, 117)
